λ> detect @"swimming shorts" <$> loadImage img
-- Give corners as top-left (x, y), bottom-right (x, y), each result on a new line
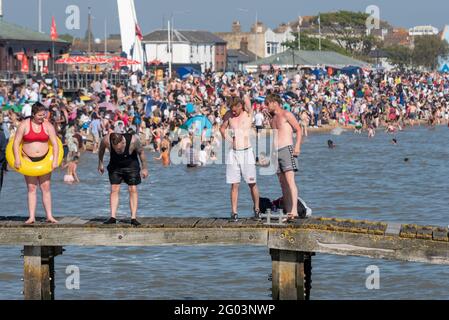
top-left (107, 166), bottom-right (142, 186)
top-left (226, 147), bottom-right (257, 184)
top-left (277, 145), bottom-right (298, 174)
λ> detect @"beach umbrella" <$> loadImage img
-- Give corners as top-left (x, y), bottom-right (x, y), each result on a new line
top-left (181, 73), bottom-right (201, 80)
top-left (149, 59), bottom-right (162, 66)
top-left (55, 57), bottom-right (73, 64)
top-left (117, 59), bottom-right (141, 67)
top-left (177, 67), bottom-right (201, 78)
top-left (55, 56), bottom-right (90, 65)
top-left (107, 56), bottom-right (127, 63)
top-left (88, 56), bottom-right (109, 65)
top-left (180, 115), bottom-right (213, 138)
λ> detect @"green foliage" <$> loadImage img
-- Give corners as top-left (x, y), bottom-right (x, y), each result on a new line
top-left (319, 11), bottom-right (369, 28)
top-left (308, 11), bottom-right (378, 56)
top-left (283, 31), bottom-right (351, 56)
top-left (384, 45), bottom-right (413, 70)
top-left (384, 36), bottom-right (449, 71)
top-left (412, 35), bottom-right (449, 70)
top-left (59, 34), bottom-right (75, 43)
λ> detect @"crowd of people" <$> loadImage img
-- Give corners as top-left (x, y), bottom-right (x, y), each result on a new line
top-left (1, 67), bottom-right (449, 224)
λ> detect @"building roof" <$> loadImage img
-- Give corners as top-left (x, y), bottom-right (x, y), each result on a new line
top-left (0, 19), bottom-right (67, 43)
top-left (246, 49), bottom-right (370, 68)
top-left (228, 49), bottom-right (259, 62)
top-left (143, 30), bottom-right (226, 44)
top-left (383, 28), bottom-right (411, 47)
top-left (71, 38), bottom-right (122, 54)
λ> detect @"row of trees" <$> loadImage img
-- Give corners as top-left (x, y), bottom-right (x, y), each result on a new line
top-left (384, 36), bottom-right (449, 71)
top-left (283, 10), bottom-right (449, 71)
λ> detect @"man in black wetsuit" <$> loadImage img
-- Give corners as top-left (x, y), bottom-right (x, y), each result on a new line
top-left (98, 133), bottom-right (149, 226)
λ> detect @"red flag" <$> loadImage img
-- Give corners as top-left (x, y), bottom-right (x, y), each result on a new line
top-left (50, 16), bottom-right (58, 41)
top-left (21, 55), bottom-right (29, 73)
top-left (135, 23), bottom-right (143, 41)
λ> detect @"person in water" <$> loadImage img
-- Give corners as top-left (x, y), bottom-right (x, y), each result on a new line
top-left (12, 103), bottom-right (60, 224)
top-left (328, 140), bottom-right (336, 149)
top-left (62, 156), bottom-right (80, 184)
top-left (98, 132), bottom-right (149, 227)
top-left (154, 147), bottom-right (170, 167)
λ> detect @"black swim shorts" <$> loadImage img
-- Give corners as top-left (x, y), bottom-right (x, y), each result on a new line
top-left (108, 166), bottom-right (142, 186)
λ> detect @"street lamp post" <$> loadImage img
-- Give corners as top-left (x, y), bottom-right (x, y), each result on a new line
top-left (169, 10), bottom-right (191, 74)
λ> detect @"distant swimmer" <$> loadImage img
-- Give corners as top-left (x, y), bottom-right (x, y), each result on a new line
top-left (404, 158), bottom-right (410, 162)
top-left (328, 140), bottom-right (336, 149)
top-left (391, 138), bottom-right (398, 145)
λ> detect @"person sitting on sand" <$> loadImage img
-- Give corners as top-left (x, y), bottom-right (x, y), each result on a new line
top-left (62, 156), bottom-right (80, 184)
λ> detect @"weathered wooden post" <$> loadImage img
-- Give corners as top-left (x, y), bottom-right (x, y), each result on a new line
top-left (270, 249), bottom-right (313, 300)
top-left (23, 246), bottom-right (63, 300)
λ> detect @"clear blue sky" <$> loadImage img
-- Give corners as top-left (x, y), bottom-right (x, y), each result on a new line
top-left (2, 0), bottom-right (449, 38)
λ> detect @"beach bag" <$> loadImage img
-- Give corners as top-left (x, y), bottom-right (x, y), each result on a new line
top-left (272, 197), bottom-right (313, 218)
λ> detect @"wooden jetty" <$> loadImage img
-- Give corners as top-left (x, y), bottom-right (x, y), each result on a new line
top-left (1, 216), bottom-right (449, 300)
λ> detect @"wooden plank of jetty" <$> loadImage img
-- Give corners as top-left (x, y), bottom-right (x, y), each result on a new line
top-left (0, 217), bottom-right (449, 265)
top-left (2, 216), bottom-right (449, 301)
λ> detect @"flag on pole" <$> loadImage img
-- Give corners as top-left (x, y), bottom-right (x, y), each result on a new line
top-left (21, 55), bottom-right (29, 73)
top-left (135, 23), bottom-right (143, 41)
top-left (318, 14), bottom-right (322, 51)
top-left (50, 16), bottom-right (58, 41)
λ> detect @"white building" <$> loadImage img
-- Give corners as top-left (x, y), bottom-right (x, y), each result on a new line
top-left (265, 27), bottom-right (294, 56)
top-left (216, 21), bottom-right (295, 59)
top-left (143, 30), bottom-right (227, 72)
top-left (409, 25), bottom-right (439, 36)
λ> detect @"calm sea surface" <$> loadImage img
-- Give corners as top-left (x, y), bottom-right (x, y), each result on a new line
top-left (1, 125), bottom-right (449, 300)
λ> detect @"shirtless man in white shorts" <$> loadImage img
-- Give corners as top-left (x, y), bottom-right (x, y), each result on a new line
top-left (220, 94), bottom-right (260, 221)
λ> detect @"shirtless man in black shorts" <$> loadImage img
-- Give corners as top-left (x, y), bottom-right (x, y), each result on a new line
top-left (98, 133), bottom-right (149, 226)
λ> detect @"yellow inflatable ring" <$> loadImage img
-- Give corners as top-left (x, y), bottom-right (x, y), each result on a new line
top-left (6, 137), bottom-right (64, 177)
